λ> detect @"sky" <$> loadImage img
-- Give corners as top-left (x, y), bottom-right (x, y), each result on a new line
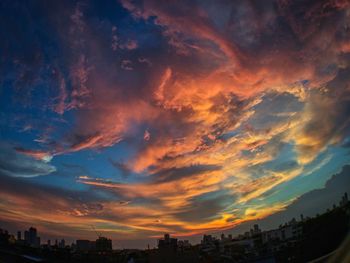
top-left (0, 0), bottom-right (350, 248)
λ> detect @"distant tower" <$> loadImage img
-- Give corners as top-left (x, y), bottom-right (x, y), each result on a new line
top-left (48, 240), bottom-right (51, 246)
top-left (300, 214), bottom-right (304, 221)
top-left (29, 227), bottom-right (37, 246)
top-left (17, 231), bottom-right (21, 241)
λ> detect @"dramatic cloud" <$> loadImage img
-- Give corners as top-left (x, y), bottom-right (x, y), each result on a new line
top-left (1, 0), bottom-right (350, 246)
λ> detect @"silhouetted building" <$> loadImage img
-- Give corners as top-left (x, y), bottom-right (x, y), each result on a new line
top-left (59, 239), bottom-right (65, 248)
top-left (76, 239), bottom-right (95, 251)
top-left (250, 224), bottom-right (261, 235)
top-left (221, 233), bottom-right (225, 240)
top-left (157, 234), bottom-right (178, 262)
top-left (24, 227), bottom-right (40, 247)
top-left (17, 231), bottom-right (21, 241)
top-left (201, 234), bottom-right (218, 253)
top-left (202, 234), bottom-right (213, 244)
top-left (262, 221), bottom-right (302, 246)
top-left (177, 240), bottom-right (191, 249)
top-left (158, 233), bottom-right (177, 251)
top-left (96, 237), bottom-right (112, 252)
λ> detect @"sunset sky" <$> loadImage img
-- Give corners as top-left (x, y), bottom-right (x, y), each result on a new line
top-left (1, 0), bottom-right (350, 248)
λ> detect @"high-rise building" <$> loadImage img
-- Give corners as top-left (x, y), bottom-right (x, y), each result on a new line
top-left (24, 227), bottom-right (40, 247)
top-left (17, 231), bottom-right (21, 241)
top-left (158, 233), bottom-right (177, 251)
top-left (158, 234), bottom-right (178, 262)
top-left (59, 239), bottom-right (65, 248)
top-left (96, 237), bottom-right (112, 252)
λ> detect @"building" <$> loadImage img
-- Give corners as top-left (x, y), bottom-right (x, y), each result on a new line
top-left (250, 224), bottom-right (262, 236)
top-left (158, 233), bottom-right (178, 251)
top-left (76, 239), bottom-right (95, 251)
top-left (201, 234), bottom-right (218, 253)
top-left (178, 240), bottom-right (190, 247)
top-left (156, 234), bottom-right (179, 262)
top-left (261, 221), bottom-right (302, 249)
top-left (177, 240), bottom-right (191, 251)
top-left (202, 234), bottom-right (215, 244)
top-left (24, 227), bottom-right (40, 247)
top-left (59, 239), bottom-right (65, 248)
top-left (16, 231), bottom-right (26, 245)
top-left (96, 237), bottom-right (112, 252)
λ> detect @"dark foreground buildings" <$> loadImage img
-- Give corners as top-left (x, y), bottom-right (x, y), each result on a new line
top-left (0, 193), bottom-right (349, 262)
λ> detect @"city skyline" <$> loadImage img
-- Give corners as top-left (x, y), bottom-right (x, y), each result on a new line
top-left (2, 189), bottom-right (349, 250)
top-left (1, 194), bottom-right (349, 263)
top-left (1, 164), bottom-right (349, 249)
top-left (1, 0), bottom-right (350, 249)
